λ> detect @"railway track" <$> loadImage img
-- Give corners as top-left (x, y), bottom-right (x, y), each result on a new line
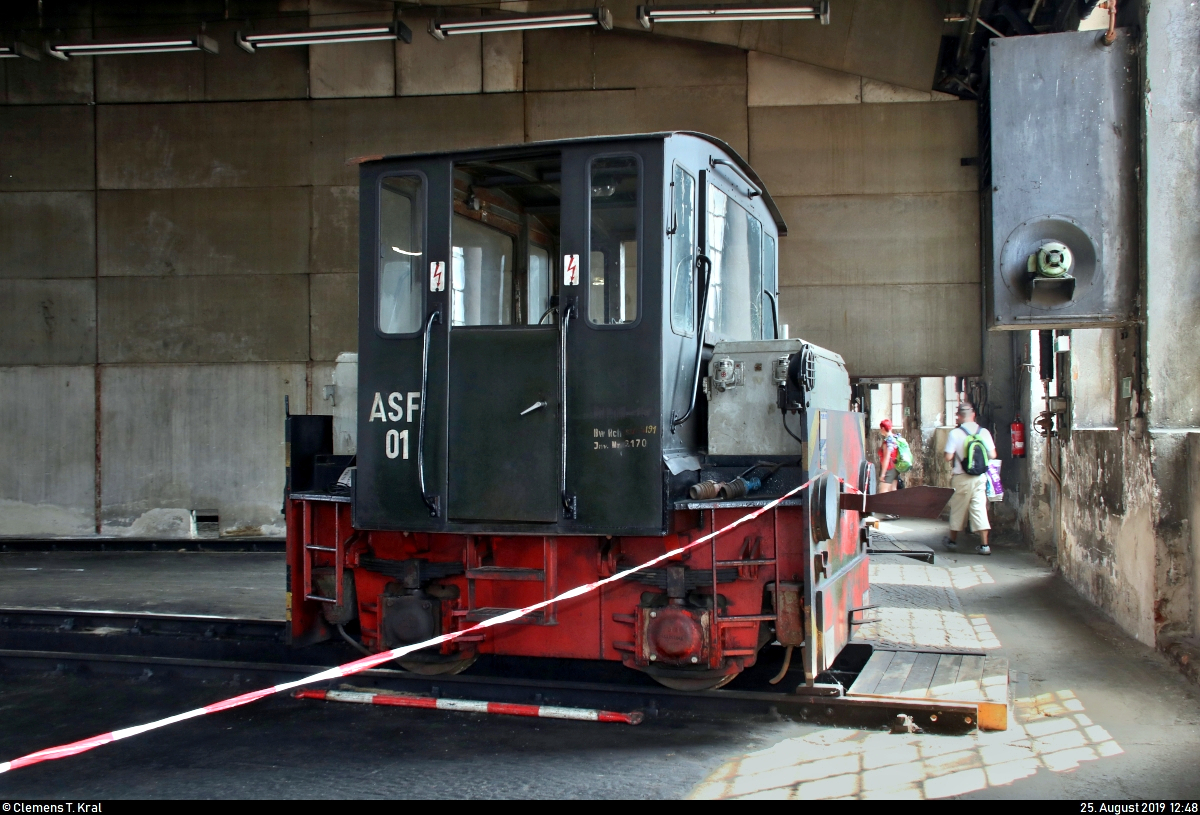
top-left (0, 607), bottom-right (981, 735)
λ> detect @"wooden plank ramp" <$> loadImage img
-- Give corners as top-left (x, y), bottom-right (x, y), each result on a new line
top-left (847, 648), bottom-right (1009, 731)
top-left (865, 531), bottom-right (936, 563)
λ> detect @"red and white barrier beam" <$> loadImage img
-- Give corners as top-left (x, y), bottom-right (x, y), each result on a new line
top-left (0, 473), bottom-right (825, 775)
top-left (295, 689), bottom-right (644, 725)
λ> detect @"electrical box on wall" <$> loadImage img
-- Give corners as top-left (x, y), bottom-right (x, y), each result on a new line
top-left (983, 28), bottom-right (1139, 330)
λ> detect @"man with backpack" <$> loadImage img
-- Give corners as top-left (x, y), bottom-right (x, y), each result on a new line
top-left (943, 402), bottom-right (998, 555)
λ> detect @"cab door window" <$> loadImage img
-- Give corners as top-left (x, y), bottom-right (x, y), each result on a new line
top-left (588, 156), bottom-right (640, 326)
top-left (378, 175), bottom-right (425, 335)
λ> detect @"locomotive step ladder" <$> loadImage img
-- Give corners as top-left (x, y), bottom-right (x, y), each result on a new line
top-left (712, 529), bottom-right (778, 657)
top-left (453, 537), bottom-right (558, 626)
top-left (300, 499), bottom-right (349, 607)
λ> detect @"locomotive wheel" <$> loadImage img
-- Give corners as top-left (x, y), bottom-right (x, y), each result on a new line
top-left (650, 672), bottom-right (739, 692)
top-left (397, 654), bottom-right (478, 675)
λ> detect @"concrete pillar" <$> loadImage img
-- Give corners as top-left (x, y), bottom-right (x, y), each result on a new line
top-left (1142, 0), bottom-right (1200, 643)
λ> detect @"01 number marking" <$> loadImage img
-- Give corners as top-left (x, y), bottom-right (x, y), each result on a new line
top-left (384, 428), bottom-right (410, 460)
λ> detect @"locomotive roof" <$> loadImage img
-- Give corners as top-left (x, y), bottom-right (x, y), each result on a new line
top-left (354, 131), bottom-right (787, 236)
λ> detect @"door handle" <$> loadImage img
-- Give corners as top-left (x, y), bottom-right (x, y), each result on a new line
top-left (560, 300), bottom-right (577, 519)
top-left (520, 401), bottom-right (547, 416)
top-left (418, 309), bottom-right (441, 518)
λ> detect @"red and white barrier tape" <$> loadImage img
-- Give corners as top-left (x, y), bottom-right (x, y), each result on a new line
top-left (0, 472), bottom-right (825, 774)
top-left (295, 689), bottom-right (644, 725)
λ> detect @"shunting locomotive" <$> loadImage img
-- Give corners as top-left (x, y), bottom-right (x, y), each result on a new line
top-left (285, 132), bottom-right (875, 691)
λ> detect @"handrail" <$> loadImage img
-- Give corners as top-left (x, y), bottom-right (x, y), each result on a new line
top-left (709, 156), bottom-right (761, 198)
top-left (418, 308), bottom-right (441, 517)
top-left (762, 289), bottom-right (779, 340)
top-left (672, 254), bottom-right (712, 430)
top-left (559, 299), bottom-right (577, 518)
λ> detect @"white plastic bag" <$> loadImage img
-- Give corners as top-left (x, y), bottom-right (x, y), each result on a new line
top-left (984, 460), bottom-right (1004, 503)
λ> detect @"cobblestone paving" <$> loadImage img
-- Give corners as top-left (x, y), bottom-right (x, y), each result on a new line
top-left (855, 554), bottom-right (999, 652)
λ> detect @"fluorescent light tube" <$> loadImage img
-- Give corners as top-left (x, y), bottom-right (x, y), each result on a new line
top-left (638, 1), bottom-right (829, 28)
top-left (429, 7), bottom-right (612, 39)
top-left (237, 22), bottom-right (412, 53)
top-left (0, 42), bottom-right (40, 59)
top-left (47, 34), bottom-right (219, 60)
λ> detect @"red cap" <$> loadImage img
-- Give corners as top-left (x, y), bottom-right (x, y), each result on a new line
top-left (880, 419), bottom-right (893, 432)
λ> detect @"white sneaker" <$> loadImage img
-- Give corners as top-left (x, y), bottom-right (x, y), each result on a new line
top-left (976, 545), bottom-right (991, 556)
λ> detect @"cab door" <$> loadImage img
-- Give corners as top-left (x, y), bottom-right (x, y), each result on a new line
top-left (445, 154), bottom-right (563, 523)
top-left (355, 162), bottom-right (447, 532)
top-left (561, 145), bottom-right (664, 533)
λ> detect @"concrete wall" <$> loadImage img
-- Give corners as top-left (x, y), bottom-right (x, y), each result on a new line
top-left (748, 60), bottom-right (982, 377)
top-left (1057, 430), bottom-right (1157, 644)
top-left (1191, 434), bottom-right (1200, 639)
top-left (0, 2), bottom-right (975, 537)
top-left (1144, 1), bottom-right (1200, 430)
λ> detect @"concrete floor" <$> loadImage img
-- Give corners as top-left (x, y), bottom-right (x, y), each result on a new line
top-left (694, 521), bottom-right (1200, 798)
top-left (0, 522), bottom-right (1198, 799)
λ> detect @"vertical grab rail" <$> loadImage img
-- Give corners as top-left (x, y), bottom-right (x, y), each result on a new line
top-left (418, 308), bottom-right (442, 517)
top-left (762, 289), bottom-right (780, 340)
top-left (560, 300), bottom-right (576, 518)
top-left (301, 500), bottom-right (313, 600)
top-left (543, 537), bottom-right (558, 624)
top-left (672, 254), bottom-right (712, 430)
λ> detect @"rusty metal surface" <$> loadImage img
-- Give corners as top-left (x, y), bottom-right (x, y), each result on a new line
top-left (864, 486), bottom-right (953, 519)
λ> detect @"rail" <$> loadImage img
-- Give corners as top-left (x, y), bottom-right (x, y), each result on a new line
top-left (0, 646), bottom-right (981, 737)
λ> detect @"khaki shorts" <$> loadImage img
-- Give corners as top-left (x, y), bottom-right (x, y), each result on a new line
top-left (949, 473), bottom-right (990, 533)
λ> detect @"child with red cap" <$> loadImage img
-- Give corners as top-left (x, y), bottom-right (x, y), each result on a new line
top-left (878, 419), bottom-right (899, 494)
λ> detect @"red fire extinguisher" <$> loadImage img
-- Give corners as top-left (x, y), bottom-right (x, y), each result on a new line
top-left (1011, 417), bottom-right (1026, 458)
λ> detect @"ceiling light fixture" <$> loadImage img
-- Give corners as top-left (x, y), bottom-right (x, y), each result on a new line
top-left (0, 42), bottom-right (40, 59)
top-left (236, 22), bottom-right (413, 53)
top-left (429, 7), bottom-right (612, 39)
top-left (638, 1), bottom-right (828, 28)
top-left (46, 33), bottom-right (219, 59)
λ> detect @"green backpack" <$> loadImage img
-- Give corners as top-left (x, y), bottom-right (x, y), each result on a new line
top-left (894, 437), bottom-right (913, 473)
top-left (961, 425), bottom-right (989, 476)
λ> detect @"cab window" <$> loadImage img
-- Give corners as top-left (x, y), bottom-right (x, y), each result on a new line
top-left (451, 154), bottom-right (561, 326)
top-left (669, 165), bottom-right (697, 337)
top-left (588, 156), bottom-right (640, 326)
top-left (378, 175), bottom-right (425, 335)
top-left (528, 244), bottom-right (552, 323)
top-left (706, 184), bottom-right (762, 342)
top-left (451, 216), bottom-right (514, 326)
top-left (762, 233), bottom-right (778, 339)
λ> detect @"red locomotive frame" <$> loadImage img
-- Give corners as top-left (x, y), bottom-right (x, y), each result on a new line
top-left (287, 413), bottom-right (869, 690)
